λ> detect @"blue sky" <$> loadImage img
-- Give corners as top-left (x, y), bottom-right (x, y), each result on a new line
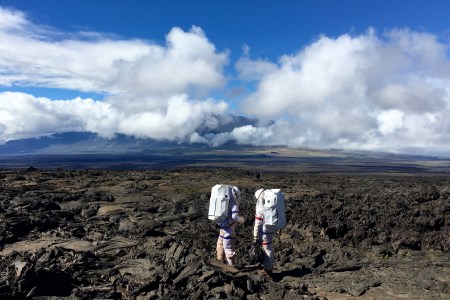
top-left (1, 1), bottom-right (450, 156)
top-left (4, 1), bottom-right (449, 62)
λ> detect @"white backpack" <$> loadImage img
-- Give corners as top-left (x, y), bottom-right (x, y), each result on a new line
top-left (257, 189), bottom-right (287, 230)
top-left (208, 184), bottom-right (232, 222)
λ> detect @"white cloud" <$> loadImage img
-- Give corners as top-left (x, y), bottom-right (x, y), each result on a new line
top-left (239, 28), bottom-right (450, 156)
top-left (235, 57), bottom-right (278, 81)
top-left (0, 7), bottom-right (230, 145)
top-left (0, 91), bottom-right (117, 143)
top-left (0, 9), bottom-right (138, 91)
top-left (0, 91), bottom-right (229, 144)
top-left (116, 94), bottom-right (228, 140)
top-left (2, 6), bottom-right (450, 157)
top-left (374, 80), bottom-right (446, 113)
top-left (377, 110), bottom-right (404, 135)
top-left (0, 7), bottom-right (27, 31)
top-left (108, 26), bottom-right (227, 97)
top-left (0, 8), bottom-right (227, 97)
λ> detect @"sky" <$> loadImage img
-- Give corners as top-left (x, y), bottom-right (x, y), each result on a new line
top-left (1, 0), bottom-right (450, 156)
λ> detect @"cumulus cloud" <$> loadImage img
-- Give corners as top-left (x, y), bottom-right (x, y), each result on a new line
top-left (235, 45), bottom-right (277, 80)
top-left (2, 6), bottom-right (450, 157)
top-left (0, 92), bottom-right (117, 143)
top-left (0, 11), bottom-right (151, 92)
top-left (116, 95), bottom-right (228, 140)
top-left (238, 28), bottom-right (450, 156)
top-left (0, 91), bottom-right (230, 144)
top-left (0, 7), bottom-right (230, 144)
top-left (0, 7), bottom-right (227, 96)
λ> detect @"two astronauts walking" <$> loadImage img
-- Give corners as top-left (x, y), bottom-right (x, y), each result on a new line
top-left (208, 184), bottom-right (286, 275)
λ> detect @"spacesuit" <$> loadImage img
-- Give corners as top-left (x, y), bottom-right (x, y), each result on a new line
top-left (216, 186), bottom-right (245, 266)
top-left (253, 188), bottom-right (276, 274)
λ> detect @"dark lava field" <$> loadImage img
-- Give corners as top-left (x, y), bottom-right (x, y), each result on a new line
top-left (0, 167), bottom-right (449, 299)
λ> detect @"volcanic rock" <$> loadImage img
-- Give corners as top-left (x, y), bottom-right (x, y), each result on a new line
top-left (0, 168), bottom-right (449, 299)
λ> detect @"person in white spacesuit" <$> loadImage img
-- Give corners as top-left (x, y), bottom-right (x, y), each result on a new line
top-left (253, 188), bottom-right (277, 275)
top-left (215, 186), bottom-right (245, 266)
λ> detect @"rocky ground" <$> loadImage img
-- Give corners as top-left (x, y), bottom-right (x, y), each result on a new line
top-left (0, 167), bottom-right (449, 299)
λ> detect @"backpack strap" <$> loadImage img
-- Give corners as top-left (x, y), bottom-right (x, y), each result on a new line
top-left (257, 188), bottom-right (267, 205)
top-left (257, 189), bottom-right (266, 199)
top-left (255, 189), bottom-right (267, 226)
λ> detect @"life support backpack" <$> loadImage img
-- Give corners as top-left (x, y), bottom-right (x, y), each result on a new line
top-left (257, 189), bottom-right (287, 230)
top-left (208, 184), bottom-right (232, 222)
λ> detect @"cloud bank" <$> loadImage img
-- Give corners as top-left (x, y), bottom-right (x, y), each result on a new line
top-left (1, 7), bottom-right (450, 156)
top-left (238, 28), bottom-right (450, 155)
top-left (0, 7), bottom-right (230, 144)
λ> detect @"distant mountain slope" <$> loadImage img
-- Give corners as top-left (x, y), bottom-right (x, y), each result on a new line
top-left (0, 115), bottom-right (259, 155)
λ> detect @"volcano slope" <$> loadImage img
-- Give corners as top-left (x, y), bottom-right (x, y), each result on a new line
top-left (0, 167), bottom-right (449, 299)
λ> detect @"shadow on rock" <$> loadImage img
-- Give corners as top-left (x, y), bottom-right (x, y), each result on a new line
top-left (272, 266), bottom-right (312, 282)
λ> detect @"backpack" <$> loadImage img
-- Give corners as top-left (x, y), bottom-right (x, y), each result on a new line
top-left (257, 189), bottom-right (287, 230)
top-left (208, 184), bottom-right (232, 222)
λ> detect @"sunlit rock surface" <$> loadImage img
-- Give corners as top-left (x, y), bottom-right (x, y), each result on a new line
top-left (0, 168), bottom-right (449, 299)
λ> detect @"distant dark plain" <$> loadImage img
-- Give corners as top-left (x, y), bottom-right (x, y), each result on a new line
top-left (0, 150), bottom-right (449, 175)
